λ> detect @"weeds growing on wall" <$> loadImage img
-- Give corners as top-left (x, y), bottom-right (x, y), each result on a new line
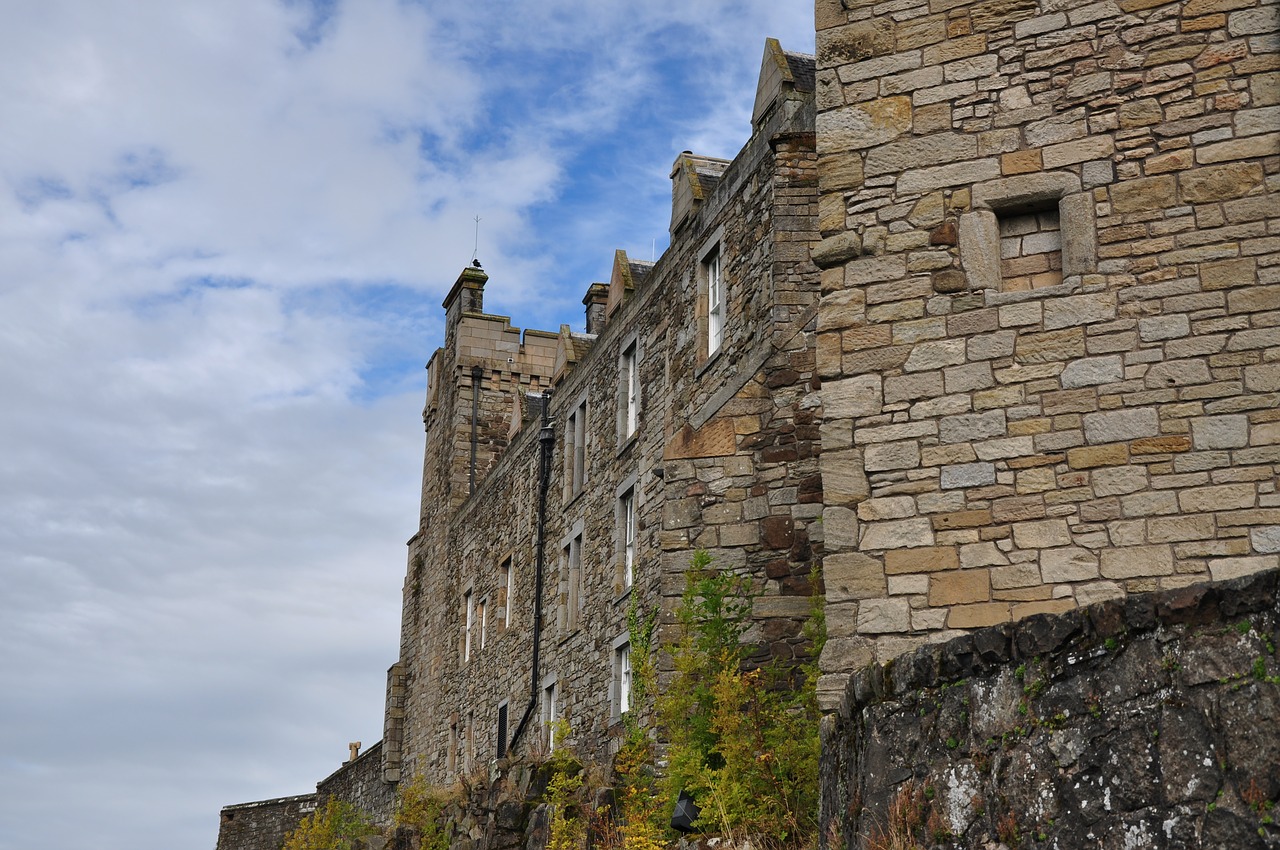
top-left (394, 774), bottom-right (452, 850)
top-left (282, 798), bottom-right (378, 850)
top-left (653, 549), bottom-right (823, 848)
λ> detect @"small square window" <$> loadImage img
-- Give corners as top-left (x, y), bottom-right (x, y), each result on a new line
top-left (998, 208), bottom-right (1062, 292)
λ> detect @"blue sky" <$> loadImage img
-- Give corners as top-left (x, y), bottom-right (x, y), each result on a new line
top-left (0, 2), bottom-right (814, 848)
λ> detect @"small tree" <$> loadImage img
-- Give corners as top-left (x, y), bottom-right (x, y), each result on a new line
top-left (283, 798), bottom-right (377, 850)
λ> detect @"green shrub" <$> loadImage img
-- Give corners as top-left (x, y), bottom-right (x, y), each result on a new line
top-left (283, 798), bottom-right (377, 850)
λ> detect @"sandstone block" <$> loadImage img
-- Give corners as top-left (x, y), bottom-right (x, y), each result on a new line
top-left (1244, 363), bottom-right (1280, 392)
top-left (825, 552), bottom-right (887, 601)
top-left (1041, 547), bottom-right (1101, 582)
top-left (928, 569), bottom-right (991, 605)
top-left (961, 541), bottom-right (1009, 567)
top-left (992, 563), bottom-right (1041, 588)
top-left (888, 574), bottom-right (930, 595)
top-left (1043, 136), bottom-right (1115, 169)
top-left (885, 371), bottom-right (945, 402)
top-left (1208, 555), bottom-right (1279, 582)
top-left (1179, 483), bottom-right (1257, 512)
top-left (1179, 162), bottom-right (1265, 203)
top-left (861, 517), bottom-right (935, 549)
top-left (817, 97), bottom-right (913, 151)
top-left (1016, 328), bottom-right (1085, 364)
top-left (824, 374), bottom-right (884, 418)
top-left (1092, 465), bottom-right (1147, 496)
top-left (1013, 518), bottom-right (1073, 549)
top-left (1043, 293), bottom-right (1117, 330)
top-left (865, 442), bottom-right (921, 471)
top-left (822, 448), bottom-right (870, 505)
top-left (1145, 359), bottom-right (1213, 388)
top-left (1100, 545), bottom-right (1174, 578)
top-left (1200, 257), bottom-right (1257, 291)
top-left (811, 232), bottom-right (864, 269)
top-left (1148, 514), bottom-right (1216, 543)
top-left (947, 602), bottom-right (1010, 628)
top-left (1138, 315), bottom-right (1191, 341)
top-left (1083, 408), bottom-right (1159, 444)
top-left (1110, 175), bottom-right (1177, 213)
top-left (885, 546), bottom-right (960, 574)
top-left (1013, 599), bottom-right (1076, 620)
top-left (1120, 490), bottom-right (1179, 517)
top-left (898, 158), bottom-right (1002, 195)
top-left (968, 330), bottom-right (1017, 361)
top-left (819, 637), bottom-right (876, 675)
top-left (1068, 443), bottom-right (1129, 469)
top-left (905, 338), bottom-right (967, 371)
top-left (858, 496), bottom-right (917, 521)
top-left (856, 598), bottom-right (912, 633)
top-left (866, 133), bottom-right (978, 176)
top-left (1252, 526), bottom-right (1280, 554)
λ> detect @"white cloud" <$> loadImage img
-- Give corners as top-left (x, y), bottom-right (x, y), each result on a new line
top-left (0, 1), bottom-right (815, 848)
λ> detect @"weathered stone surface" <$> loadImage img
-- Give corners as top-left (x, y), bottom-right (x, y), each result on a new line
top-left (941, 462), bottom-right (996, 489)
top-left (1100, 545), bottom-right (1174, 578)
top-left (823, 374), bottom-right (883, 418)
top-left (826, 552), bottom-right (888, 601)
top-left (861, 517), bottom-right (935, 549)
top-left (1061, 355), bottom-right (1123, 388)
top-left (1082, 408), bottom-right (1160, 444)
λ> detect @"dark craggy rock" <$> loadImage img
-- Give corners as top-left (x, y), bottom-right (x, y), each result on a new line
top-left (821, 570), bottom-right (1280, 849)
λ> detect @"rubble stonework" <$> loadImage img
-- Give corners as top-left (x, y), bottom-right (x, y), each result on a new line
top-left (811, 0), bottom-right (1280, 702)
top-left (390, 39), bottom-right (822, 783)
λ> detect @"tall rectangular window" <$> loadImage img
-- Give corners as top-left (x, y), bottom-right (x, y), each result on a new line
top-left (496, 702), bottom-right (509, 759)
top-left (542, 680), bottom-right (558, 752)
top-left (621, 340), bottom-right (639, 438)
top-left (615, 642), bottom-right (632, 715)
top-left (705, 246), bottom-right (724, 356)
top-left (463, 589), bottom-right (474, 662)
top-left (565, 399), bottom-right (588, 497)
top-left (500, 557), bottom-right (513, 629)
top-left (562, 534), bottom-right (582, 631)
top-left (478, 597), bottom-right (488, 650)
top-left (620, 487), bottom-right (636, 589)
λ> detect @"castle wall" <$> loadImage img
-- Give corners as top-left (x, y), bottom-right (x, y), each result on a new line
top-left (394, 67), bottom-right (823, 783)
top-left (316, 741), bottom-right (397, 826)
top-left (215, 794), bottom-right (316, 850)
top-left (819, 568), bottom-right (1280, 849)
top-left (812, 0), bottom-right (1280, 699)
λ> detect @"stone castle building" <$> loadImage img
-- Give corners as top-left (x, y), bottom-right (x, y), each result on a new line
top-left (218, 0), bottom-right (1278, 844)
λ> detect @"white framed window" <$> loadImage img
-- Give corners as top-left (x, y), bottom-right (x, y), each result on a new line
top-left (565, 396), bottom-right (588, 497)
top-left (620, 487), bottom-right (636, 589)
top-left (478, 596), bottom-right (488, 650)
top-left (614, 640), bottom-right (632, 716)
top-left (541, 677), bottom-right (559, 752)
top-left (463, 589), bottom-right (474, 662)
top-left (705, 246), bottom-right (724, 356)
top-left (621, 339), bottom-right (639, 439)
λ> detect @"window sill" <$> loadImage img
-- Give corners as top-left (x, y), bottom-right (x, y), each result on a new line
top-left (616, 431), bottom-right (639, 457)
top-left (613, 586), bottom-right (633, 607)
top-left (694, 347), bottom-right (723, 378)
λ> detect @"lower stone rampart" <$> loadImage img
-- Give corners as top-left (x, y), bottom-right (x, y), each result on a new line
top-left (317, 740), bottom-right (398, 826)
top-left (215, 794), bottom-right (317, 850)
top-left (820, 569), bottom-right (1280, 850)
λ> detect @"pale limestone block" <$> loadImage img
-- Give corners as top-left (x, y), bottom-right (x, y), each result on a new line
top-left (1083, 408), bottom-right (1159, 444)
top-left (1060, 192), bottom-right (1097, 276)
top-left (1015, 467), bottom-right (1056, 494)
top-left (819, 637), bottom-right (876, 673)
top-left (1145, 359), bottom-right (1212, 388)
top-left (1244, 363), bottom-right (1280, 392)
top-left (1040, 547), bottom-right (1101, 582)
top-left (826, 552), bottom-right (887, 601)
top-left (1120, 491), bottom-right (1179, 517)
top-left (864, 441), bottom-right (921, 471)
top-left (1082, 159), bottom-right (1114, 188)
top-left (960, 209), bottom-right (1001, 291)
top-left (1043, 292), bottom-right (1117, 330)
top-left (836, 51), bottom-right (923, 83)
top-left (1013, 519), bottom-right (1073, 549)
top-left (911, 395), bottom-right (972, 419)
top-left (939, 411), bottom-right (1007, 444)
top-left (811, 232), bottom-right (864, 269)
top-left (992, 563), bottom-right (1042, 589)
top-left (817, 98), bottom-right (912, 151)
top-left (1074, 581), bottom-right (1125, 606)
top-left (846, 255), bottom-right (908, 286)
top-left (1043, 136), bottom-right (1115, 169)
top-left (944, 362), bottom-right (995, 393)
top-left (861, 517), bottom-right (935, 549)
top-left (888, 574), bottom-right (930, 595)
top-left (905, 338), bottom-right (967, 371)
top-left (917, 491), bottom-right (967, 513)
top-left (1253, 422), bottom-right (1280, 447)
top-left (865, 133), bottom-right (978, 177)
top-left (1253, 526), bottom-right (1280, 554)
top-left (881, 66), bottom-right (945, 95)
top-left (1191, 415), bottom-right (1250, 450)
top-left (857, 496), bottom-right (917, 521)
top-left (961, 541), bottom-right (1009, 568)
top-left (1209, 555), bottom-right (1279, 582)
top-left (1236, 104), bottom-right (1280, 136)
top-left (899, 158), bottom-right (1001, 195)
top-left (944, 54), bottom-right (998, 82)
top-left (1138, 315), bottom-right (1191, 341)
top-left (1061, 355), bottom-right (1123, 388)
top-left (941, 462), bottom-right (997, 489)
top-left (823, 602), bottom-right (861, 638)
top-left (1092, 466), bottom-right (1147, 497)
top-left (824, 374), bottom-right (884, 418)
top-left (913, 80), bottom-right (977, 106)
top-left (1101, 545), bottom-right (1175, 578)
top-left (972, 171), bottom-right (1081, 209)
top-left (911, 608), bottom-right (950, 630)
top-left (856, 598), bottom-right (913, 633)
top-left (967, 330), bottom-right (1016, 360)
top-left (823, 506), bottom-right (860, 550)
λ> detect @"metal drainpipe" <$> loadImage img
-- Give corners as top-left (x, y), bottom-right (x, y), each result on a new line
top-left (469, 365), bottom-right (483, 495)
top-left (509, 390), bottom-right (553, 754)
